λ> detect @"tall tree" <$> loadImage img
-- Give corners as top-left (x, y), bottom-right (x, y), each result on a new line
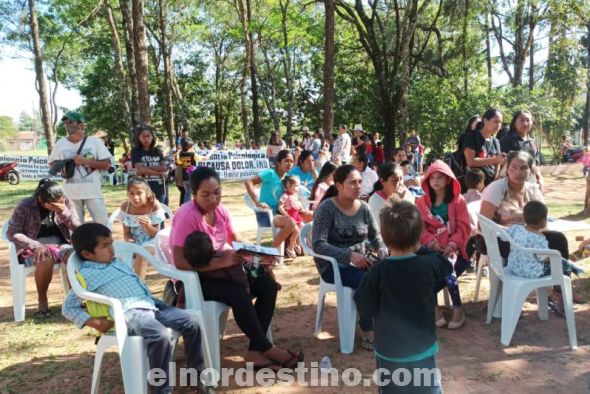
top-left (28, 0), bottom-right (54, 153)
top-left (119, 0), bottom-right (140, 126)
top-left (157, 0), bottom-right (175, 146)
top-left (335, 0), bottom-right (444, 157)
top-left (279, 0), bottom-right (294, 144)
top-left (323, 0), bottom-right (335, 140)
top-left (105, 0), bottom-right (133, 139)
top-left (490, 0), bottom-right (546, 87)
top-left (132, 0), bottom-right (150, 124)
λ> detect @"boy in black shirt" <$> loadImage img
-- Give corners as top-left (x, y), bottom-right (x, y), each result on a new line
top-left (355, 200), bottom-right (452, 393)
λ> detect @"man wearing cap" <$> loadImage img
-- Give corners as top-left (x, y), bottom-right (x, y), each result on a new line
top-left (48, 111), bottom-right (112, 224)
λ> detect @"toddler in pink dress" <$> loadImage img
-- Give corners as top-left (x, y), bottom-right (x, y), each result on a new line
top-left (278, 176), bottom-right (305, 258)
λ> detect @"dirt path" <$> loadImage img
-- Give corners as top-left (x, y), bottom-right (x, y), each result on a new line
top-left (1, 172), bottom-right (590, 393)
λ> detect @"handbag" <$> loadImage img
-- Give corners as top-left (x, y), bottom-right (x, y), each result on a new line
top-left (61, 136), bottom-right (88, 179)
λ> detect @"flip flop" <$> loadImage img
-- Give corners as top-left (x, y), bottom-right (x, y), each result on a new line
top-left (548, 300), bottom-right (566, 318)
top-left (279, 349), bottom-right (304, 369)
top-left (361, 336), bottom-right (374, 351)
top-left (34, 309), bottom-right (51, 319)
top-left (251, 362), bottom-right (282, 372)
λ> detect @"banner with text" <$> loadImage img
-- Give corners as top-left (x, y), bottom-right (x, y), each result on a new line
top-left (193, 150), bottom-right (270, 180)
top-left (0, 150), bottom-right (269, 181)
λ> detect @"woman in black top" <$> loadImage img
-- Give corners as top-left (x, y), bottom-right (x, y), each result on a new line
top-left (462, 108), bottom-right (506, 186)
top-left (131, 125), bottom-right (169, 204)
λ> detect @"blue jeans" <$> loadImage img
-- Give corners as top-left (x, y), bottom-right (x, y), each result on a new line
top-left (125, 300), bottom-right (204, 394)
top-left (255, 211), bottom-right (272, 227)
top-left (320, 264), bottom-right (373, 331)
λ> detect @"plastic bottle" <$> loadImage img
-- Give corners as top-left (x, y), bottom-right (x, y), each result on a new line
top-left (319, 356), bottom-right (332, 373)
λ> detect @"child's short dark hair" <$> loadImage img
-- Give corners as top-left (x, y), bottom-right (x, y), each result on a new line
top-left (464, 168), bottom-right (485, 189)
top-left (72, 223), bottom-right (112, 256)
top-left (183, 231), bottom-right (215, 268)
top-left (380, 200), bottom-right (423, 250)
top-left (523, 200), bottom-right (548, 227)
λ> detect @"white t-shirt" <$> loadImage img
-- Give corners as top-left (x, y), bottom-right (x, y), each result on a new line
top-left (481, 177), bottom-right (543, 220)
top-left (361, 166), bottom-right (379, 196)
top-left (48, 135), bottom-right (112, 199)
top-left (333, 133), bottom-right (351, 164)
top-left (368, 190), bottom-right (415, 230)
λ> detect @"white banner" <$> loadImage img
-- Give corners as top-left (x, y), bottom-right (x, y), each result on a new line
top-left (0, 153), bottom-right (59, 181)
top-left (193, 149), bottom-right (270, 180)
top-left (0, 150), bottom-right (270, 181)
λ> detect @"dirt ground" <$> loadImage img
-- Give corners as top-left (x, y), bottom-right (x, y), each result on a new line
top-left (2, 167), bottom-right (590, 393)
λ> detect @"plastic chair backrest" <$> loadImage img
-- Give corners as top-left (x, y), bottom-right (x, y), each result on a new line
top-left (2, 221), bottom-right (20, 264)
top-left (466, 200), bottom-right (482, 232)
top-left (155, 227), bottom-right (173, 265)
top-left (476, 213), bottom-right (507, 277)
top-left (300, 223), bottom-right (314, 256)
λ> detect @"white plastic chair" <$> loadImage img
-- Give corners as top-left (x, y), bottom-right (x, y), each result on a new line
top-left (300, 223), bottom-right (358, 354)
top-left (154, 227), bottom-right (229, 373)
top-left (67, 241), bottom-right (213, 393)
top-left (1, 221), bottom-right (70, 322)
top-left (477, 213), bottom-right (577, 349)
top-left (107, 203), bottom-right (174, 230)
top-left (243, 193), bottom-right (284, 264)
top-left (154, 228), bottom-right (273, 373)
top-left (466, 200), bottom-right (487, 302)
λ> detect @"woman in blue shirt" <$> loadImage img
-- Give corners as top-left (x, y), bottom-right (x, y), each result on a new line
top-left (245, 150), bottom-right (300, 251)
top-left (288, 150), bottom-right (318, 190)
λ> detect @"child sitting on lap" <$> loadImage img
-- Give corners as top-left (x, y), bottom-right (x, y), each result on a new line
top-left (507, 201), bottom-right (582, 279)
top-left (278, 176), bottom-right (306, 258)
top-left (355, 200), bottom-right (452, 393)
top-left (62, 223), bottom-right (208, 394)
top-left (507, 201), bottom-right (583, 316)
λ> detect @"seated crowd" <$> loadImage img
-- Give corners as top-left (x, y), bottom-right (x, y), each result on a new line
top-left (4, 109), bottom-right (585, 393)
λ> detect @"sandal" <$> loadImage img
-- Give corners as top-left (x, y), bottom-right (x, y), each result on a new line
top-left (276, 349), bottom-right (304, 369)
top-left (548, 300), bottom-right (566, 318)
top-left (361, 336), bottom-right (374, 351)
top-left (294, 245), bottom-right (304, 256)
top-left (251, 362), bottom-right (282, 372)
top-left (34, 309), bottom-right (51, 319)
top-left (285, 249), bottom-right (297, 259)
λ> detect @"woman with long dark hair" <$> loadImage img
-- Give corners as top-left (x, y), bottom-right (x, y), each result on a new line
top-left (245, 150), bottom-right (301, 251)
top-left (7, 179), bottom-right (79, 318)
top-left (312, 165), bottom-right (386, 350)
top-left (131, 124), bottom-right (169, 204)
top-left (368, 162), bottom-right (414, 229)
top-left (462, 108), bottom-right (506, 186)
top-left (171, 166), bottom-right (303, 369)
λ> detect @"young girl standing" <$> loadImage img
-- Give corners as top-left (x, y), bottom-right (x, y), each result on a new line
top-left (131, 125), bottom-right (169, 205)
top-left (417, 160), bottom-right (471, 329)
top-left (278, 176), bottom-right (307, 258)
top-left (119, 176), bottom-right (167, 278)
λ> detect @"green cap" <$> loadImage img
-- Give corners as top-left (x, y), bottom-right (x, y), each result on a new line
top-left (62, 111), bottom-right (85, 123)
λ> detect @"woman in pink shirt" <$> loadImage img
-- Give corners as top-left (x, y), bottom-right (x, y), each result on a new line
top-left (170, 166), bottom-right (303, 370)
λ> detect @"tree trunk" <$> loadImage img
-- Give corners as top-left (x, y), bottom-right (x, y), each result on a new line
top-left (485, 8), bottom-right (492, 92)
top-left (158, 0), bottom-right (175, 147)
top-left (279, 0), bottom-right (293, 145)
top-left (245, 0), bottom-right (261, 144)
top-left (461, 0), bottom-right (469, 97)
top-left (28, 0), bottom-right (54, 154)
top-left (236, 0), bottom-right (250, 144)
top-left (119, 0), bottom-right (139, 127)
top-left (322, 0), bottom-right (335, 140)
top-left (132, 0), bottom-right (150, 124)
top-left (105, 0), bottom-right (133, 140)
top-left (170, 72), bottom-right (189, 132)
top-left (259, 37), bottom-right (280, 133)
top-left (583, 23), bottom-right (590, 147)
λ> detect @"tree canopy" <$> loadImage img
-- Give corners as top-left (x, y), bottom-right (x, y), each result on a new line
top-left (1, 0), bottom-right (589, 159)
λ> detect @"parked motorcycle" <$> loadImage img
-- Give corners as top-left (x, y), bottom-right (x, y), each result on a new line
top-left (562, 146), bottom-right (584, 163)
top-left (0, 162), bottom-right (21, 185)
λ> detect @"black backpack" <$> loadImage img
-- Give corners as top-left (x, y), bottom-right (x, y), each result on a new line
top-left (443, 150), bottom-right (465, 181)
